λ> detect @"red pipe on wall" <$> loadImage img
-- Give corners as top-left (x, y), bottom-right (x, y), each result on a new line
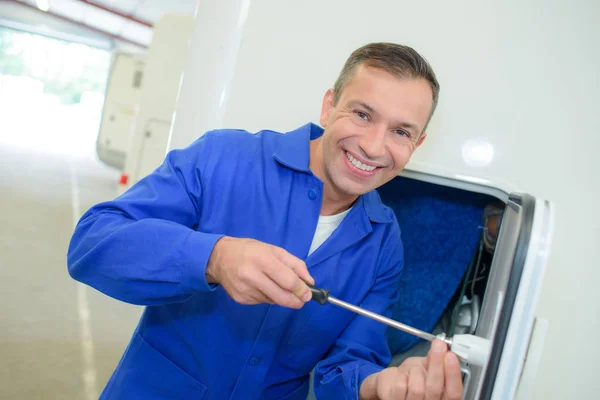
top-left (73, 0), bottom-right (153, 28)
top-left (6, 0), bottom-right (148, 49)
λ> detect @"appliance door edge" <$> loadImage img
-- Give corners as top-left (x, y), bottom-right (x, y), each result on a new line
top-left (488, 198), bottom-right (554, 399)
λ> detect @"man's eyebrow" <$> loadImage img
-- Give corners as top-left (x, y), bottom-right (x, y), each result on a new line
top-left (348, 100), bottom-right (375, 113)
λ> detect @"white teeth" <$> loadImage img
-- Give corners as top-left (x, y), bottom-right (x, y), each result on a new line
top-left (346, 152), bottom-right (376, 172)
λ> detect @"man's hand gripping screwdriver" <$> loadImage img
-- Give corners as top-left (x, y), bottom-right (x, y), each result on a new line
top-left (307, 284), bottom-right (491, 367)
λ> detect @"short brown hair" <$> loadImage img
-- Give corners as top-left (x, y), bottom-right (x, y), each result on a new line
top-left (333, 42), bottom-right (440, 129)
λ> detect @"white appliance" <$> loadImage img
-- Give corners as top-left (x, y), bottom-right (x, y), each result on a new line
top-left (162, 2), bottom-right (557, 398)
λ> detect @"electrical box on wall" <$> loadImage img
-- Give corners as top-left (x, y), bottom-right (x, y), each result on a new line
top-left (98, 14), bottom-right (194, 194)
top-left (97, 52), bottom-right (146, 170)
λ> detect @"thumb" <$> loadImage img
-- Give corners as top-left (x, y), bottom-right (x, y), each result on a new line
top-left (359, 372), bottom-right (379, 399)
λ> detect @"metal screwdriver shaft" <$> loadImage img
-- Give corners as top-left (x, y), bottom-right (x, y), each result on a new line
top-left (308, 284), bottom-right (451, 346)
top-left (307, 284), bottom-right (492, 366)
top-left (327, 296), bottom-right (440, 343)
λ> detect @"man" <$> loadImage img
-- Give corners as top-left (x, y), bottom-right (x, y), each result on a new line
top-left (68, 42), bottom-right (463, 399)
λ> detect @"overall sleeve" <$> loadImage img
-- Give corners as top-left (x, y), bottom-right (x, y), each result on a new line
top-left (314, 225), bottom-right (404, 400)
top-left (67, 131), bottom-right (223, 306)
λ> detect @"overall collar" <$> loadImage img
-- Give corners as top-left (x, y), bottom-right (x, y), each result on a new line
top-left (273, 122), bottom-right (322, 173)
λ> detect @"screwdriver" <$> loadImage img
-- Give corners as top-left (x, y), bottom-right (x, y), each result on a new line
top-left (307, 284), bottom-right (491, 367)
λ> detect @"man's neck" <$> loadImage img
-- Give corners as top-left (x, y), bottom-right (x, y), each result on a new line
top-left (320, 188), bottom-right (357, 216)
top-left (309, 138), bottom-right (358, 216)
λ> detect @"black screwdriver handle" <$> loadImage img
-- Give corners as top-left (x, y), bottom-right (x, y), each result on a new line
top-left (307, 284), bottom-right (330, 305)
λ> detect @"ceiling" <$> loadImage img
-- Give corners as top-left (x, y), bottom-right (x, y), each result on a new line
top-left (1, 0), bottom-right (198, 51)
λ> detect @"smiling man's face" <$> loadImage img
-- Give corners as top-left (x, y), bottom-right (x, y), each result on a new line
top-left (312, 64), bottom-right (433, 200)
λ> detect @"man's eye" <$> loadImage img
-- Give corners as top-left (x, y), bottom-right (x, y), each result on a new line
top-left (354, 110), bottom-right (369, 121)
top-left (395, 129), bottom-right (410, 138)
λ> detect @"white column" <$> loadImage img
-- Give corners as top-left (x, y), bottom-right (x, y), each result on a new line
top-left (167, 0), bottom-right (252, 150)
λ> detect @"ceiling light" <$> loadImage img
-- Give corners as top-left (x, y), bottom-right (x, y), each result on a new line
top-left (36, 0), bottom-right (49, 12)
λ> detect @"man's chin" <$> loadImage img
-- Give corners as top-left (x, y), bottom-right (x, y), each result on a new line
top-left (336, 181), bottom-right (376, 197)
top-left (329, 171), bottom-right (379, 197)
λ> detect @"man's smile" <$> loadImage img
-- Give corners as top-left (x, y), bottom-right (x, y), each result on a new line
top-left (343, 150), bottom-right (381, 177)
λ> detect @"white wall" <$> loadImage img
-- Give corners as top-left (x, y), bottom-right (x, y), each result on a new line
top-left (166, 0), bottom-right (251, 152)
top-left (169, 1), bottom-right (600, 398)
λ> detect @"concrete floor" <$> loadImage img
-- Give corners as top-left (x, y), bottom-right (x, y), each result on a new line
top-left (0, 142), bottom-right (142, 399)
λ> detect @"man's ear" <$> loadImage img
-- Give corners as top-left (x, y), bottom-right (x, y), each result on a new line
top-left (320, 88), bottom-right (335, 127)
top-left (416, 132), bottom-right (427, 148)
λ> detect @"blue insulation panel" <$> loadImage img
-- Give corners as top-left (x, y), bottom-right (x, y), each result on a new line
top-left (377, 176), bottom-right (493, 354)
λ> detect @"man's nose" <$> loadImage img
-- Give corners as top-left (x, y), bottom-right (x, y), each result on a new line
top-left (358, 126), bottom-right (386, 160)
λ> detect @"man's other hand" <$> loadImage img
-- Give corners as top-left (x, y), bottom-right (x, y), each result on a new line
top-left (206, 236), bottom-right (315, 309)
top-left (359, 339), bottom-right (463, 400)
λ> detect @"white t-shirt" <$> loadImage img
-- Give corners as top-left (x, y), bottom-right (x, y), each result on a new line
top-left (307, 206), bottom-right (354, 256)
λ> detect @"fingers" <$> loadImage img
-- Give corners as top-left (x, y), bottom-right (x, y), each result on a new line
top-left (274, 247), bottom-right (315, 285)
top-left (425, 340), bottom-right (446, 399)
top-left (217, 238), bottom-right (315, 308)
top-left (406, 366), bottom-right (426, 400)
top-left (358, 373), bottom-right (379, 400)
top-left (226, 281), bottom-right (270, 305)
top-left (398, 356), bottom-right (428, 373)
top-left (229, 258), bottom-right (304, 308)
top-left (375, 368), bottom-right (408, 400)
top-left (371, 365), bottom-right (428, 400)
top-left (369, 343), bottom-right (463, 400)
top-left (235, 245), bottom-right (312, 308)
top-left (443, 353), bottom-right (463, 400)
top-left (264, 261), bottom-right (311, 305)
top-left (267, 247), bottom-right (314, 303)
top-left (394, 358), bottom-right (426, 400)
top-left (256, 275), bottom-right (305, 309)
